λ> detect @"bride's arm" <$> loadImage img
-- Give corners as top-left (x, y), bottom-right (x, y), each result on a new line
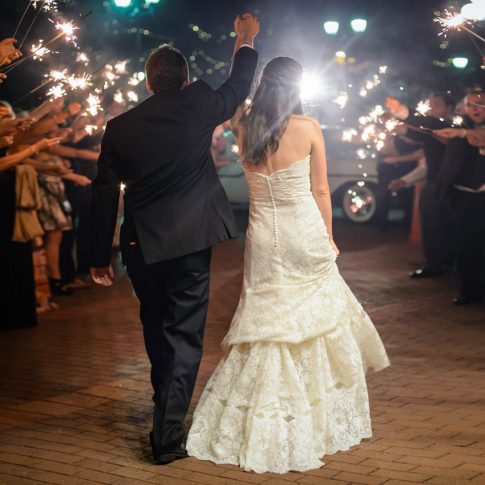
top-left (308, 118), bottom-right (338, 254)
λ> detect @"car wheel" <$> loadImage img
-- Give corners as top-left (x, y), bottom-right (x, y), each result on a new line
top-left (341, 182), bottom-right (377, 223)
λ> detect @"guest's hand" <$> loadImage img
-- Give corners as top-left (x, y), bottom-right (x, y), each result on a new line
top-left (0, 117), bottom-right (33, 136)
top-left (386, 96), bottom-right (402, 113)
top-left (433, 128), bottom-right (463, 139)
top-left (68, 173), bottom-right (92, 186)
top-left (234, 12), bottom-right (260, 41)
top-left (91, 266), bottom-right (114, 286)
top-left (388, 179), bottom-right (407, 191)
top-left (383, 156), bottom-right (397, 164)
top-left (0, 73), bottom-right (7, 84)
top-left (32, 137), bottom-right (62, 153)
top-left (0, 38), bottom-right (22, 66)
top-left (467, 134), bottom-right (485, 148)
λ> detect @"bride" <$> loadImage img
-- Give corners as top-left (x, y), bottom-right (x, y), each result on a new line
top-left (186, 56), bottom-right (390, 474)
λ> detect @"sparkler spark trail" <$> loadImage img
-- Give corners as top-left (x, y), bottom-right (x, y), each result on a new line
top-left (434, 9), bottom-right (466, 35)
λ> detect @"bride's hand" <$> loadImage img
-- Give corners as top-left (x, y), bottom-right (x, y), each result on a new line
top-left (329, 237), bottom-right (340, 257)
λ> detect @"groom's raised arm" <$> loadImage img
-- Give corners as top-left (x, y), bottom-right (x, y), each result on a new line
top-left (89, 121), bottom-right (121, 270)
top-left (201, 13), bottom-right (259, 124)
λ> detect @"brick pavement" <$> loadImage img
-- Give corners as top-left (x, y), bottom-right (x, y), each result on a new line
top-left (1, 221), bottom-right (484, 485)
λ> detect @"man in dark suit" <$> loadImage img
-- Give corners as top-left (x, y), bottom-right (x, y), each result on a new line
top-left (436, 90), bottom-right (485, 305)
top-left (89, 13), bottom-right (259, 464)
top-left (387, 94), bottom-right (456, 278)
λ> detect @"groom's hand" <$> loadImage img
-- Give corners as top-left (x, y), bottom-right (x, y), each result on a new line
top-left (234, 12), bottom-right (260, 44)
top-left (90, 265), bottom-right (114, 286)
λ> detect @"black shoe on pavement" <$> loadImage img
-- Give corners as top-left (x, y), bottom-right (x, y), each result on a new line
top-left (409, 266), bottom-right (443, 278)
top-left (453, 295), bottom-right (482, 306)
top-left (150, 431), bottom-right (188, 465)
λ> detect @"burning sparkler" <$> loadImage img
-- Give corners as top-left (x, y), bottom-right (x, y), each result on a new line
top-left (47, 83), bottom-right (66, 100)
top-left (66, 73), bottom-right (92, 91)
top-left (76, 52), bottom-right (90, 65)
top-left (113, 90), bottom-right (124, 104)
top-left (31, 40), bottom-right (51, 61)
top-left (416, 100), bottom-right (431, 116)
top-left (434, 9), bottom-right (467, 35)
top-left (33, 0), bottom-right (58, 12)
top-left (452, 115), bottom-right (464, 126)
top-left (48, 69), bottom-right (67, 81)
top-left (54, 20), bottom-right (79, 46)
top-left (86, 93), bottom-right (102, 116)
top-left (126, 91), bottom-right (139, 103)
top-left (334, 92), bottom-right (349, 109)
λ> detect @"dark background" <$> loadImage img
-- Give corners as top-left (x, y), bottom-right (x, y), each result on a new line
top-left (1, 0), bottom-right (484, 124)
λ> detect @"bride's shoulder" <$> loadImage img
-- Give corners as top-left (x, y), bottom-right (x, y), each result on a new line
top-left (289, 115), bottom-right (322, 132)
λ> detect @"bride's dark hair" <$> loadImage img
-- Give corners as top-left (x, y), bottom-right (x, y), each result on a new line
top-left (240, 57), bottom-right (304, 166)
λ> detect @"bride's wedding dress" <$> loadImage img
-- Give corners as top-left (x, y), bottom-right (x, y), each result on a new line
top-left (187, 155), bottom-right (390, 473)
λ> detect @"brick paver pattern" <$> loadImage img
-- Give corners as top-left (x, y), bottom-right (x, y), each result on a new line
top-left (1, 229), bottom-right (484, 485)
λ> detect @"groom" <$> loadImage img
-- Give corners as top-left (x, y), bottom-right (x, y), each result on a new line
top-left (89, 14), bottom-right (259, 464)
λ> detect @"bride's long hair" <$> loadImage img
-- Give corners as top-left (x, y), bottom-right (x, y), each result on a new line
top-left (240, 57), bottom-right (304, 166)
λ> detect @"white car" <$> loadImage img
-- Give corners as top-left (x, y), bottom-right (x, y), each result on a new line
top-left (217, 127), bottom-right (379, 223)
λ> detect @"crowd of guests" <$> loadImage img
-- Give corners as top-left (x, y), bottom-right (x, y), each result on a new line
top-left (1, 35), bottom-right (483, 332)
top-left (0, 38), bottom-right (110, 330)
top-left (380, 90), bottom-right (485, 305)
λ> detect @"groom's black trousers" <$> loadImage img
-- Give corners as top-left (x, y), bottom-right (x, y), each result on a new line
top-left (125, 242), bottom-right (212, 452)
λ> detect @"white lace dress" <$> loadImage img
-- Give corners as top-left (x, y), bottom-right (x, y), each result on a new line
top-left (186, 156), bottom-right (390, 473)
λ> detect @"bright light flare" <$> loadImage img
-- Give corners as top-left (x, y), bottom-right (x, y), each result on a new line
top-left (300, 72), bottom-right (320, 101)
top-left (48, 69), bottom-right (67, 81)
top-left (452, 115), bottom-right (464, 126)
top-left (113, 90), bottom-right (124, 104)
top-left (114, 60), bottom-right (127, 75)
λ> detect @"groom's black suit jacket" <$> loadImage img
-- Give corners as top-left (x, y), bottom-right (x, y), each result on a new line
top-left (90, 46), bottom-right (258, 267)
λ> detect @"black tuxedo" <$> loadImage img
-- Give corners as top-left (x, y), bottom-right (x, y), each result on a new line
top-left (89, 46), bottom-right (258, 455)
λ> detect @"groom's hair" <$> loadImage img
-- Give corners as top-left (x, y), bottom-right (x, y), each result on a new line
top-left (145, 45), bottom-right (189, 94)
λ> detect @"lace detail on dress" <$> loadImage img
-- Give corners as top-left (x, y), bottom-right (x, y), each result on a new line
top-left (187, 155), bottom-right (389, 473)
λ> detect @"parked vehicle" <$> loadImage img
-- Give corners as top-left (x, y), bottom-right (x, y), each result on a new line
top-left (217, 127), bottom-right (379, 223)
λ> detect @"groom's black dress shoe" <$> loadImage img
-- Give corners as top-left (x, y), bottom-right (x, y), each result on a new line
top-left (409, 266), bottom-right (443, 278)
top-left (150, 432), bottom-right (188, 465)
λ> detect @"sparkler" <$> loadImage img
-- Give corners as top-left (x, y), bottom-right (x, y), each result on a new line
top-left (2, 11), bottom-right (92, 74)
top-left (114, 60), bottom-right (127, 75)
top-left (33, 0), bottom-right (58, 11)
top-left (415, 100), bottom-right (431, 116)
top-left (113, 90), bottom-right (124, 104)
top-left (66, 73), bottom-right (92, 91)
top-left (76, 52), bottom-right (90, 65)
top-left (334, 92), bottom-right (349, 109)
top-left (12, 1), bottom-right (33, 39)
top-left (48, 69), bottom-right (67, 81)
top-left (452, 115), bottom-right (463, 126)
top-left (84, 124), bottom-right (98, 135)
top-left (54, 20), bottom-right (79, 46)
top-left (19, 0), bottom-right (46, 48)
top-left (31, 40), bottom-right (52, 61)
top-left (86, 94), bottom-right (102, 116)
top-left (434, 9), bottom-right (485, 43)
top-left (47, 83), bottom-right (66, 100)
top-left (126, 91), bottom-right (139, 103)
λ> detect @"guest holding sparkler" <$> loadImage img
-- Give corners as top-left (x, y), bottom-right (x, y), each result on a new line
top-left (386, 93), bottom-right (456, 278)
top-left (435, 90), bottom-right (485, 305)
